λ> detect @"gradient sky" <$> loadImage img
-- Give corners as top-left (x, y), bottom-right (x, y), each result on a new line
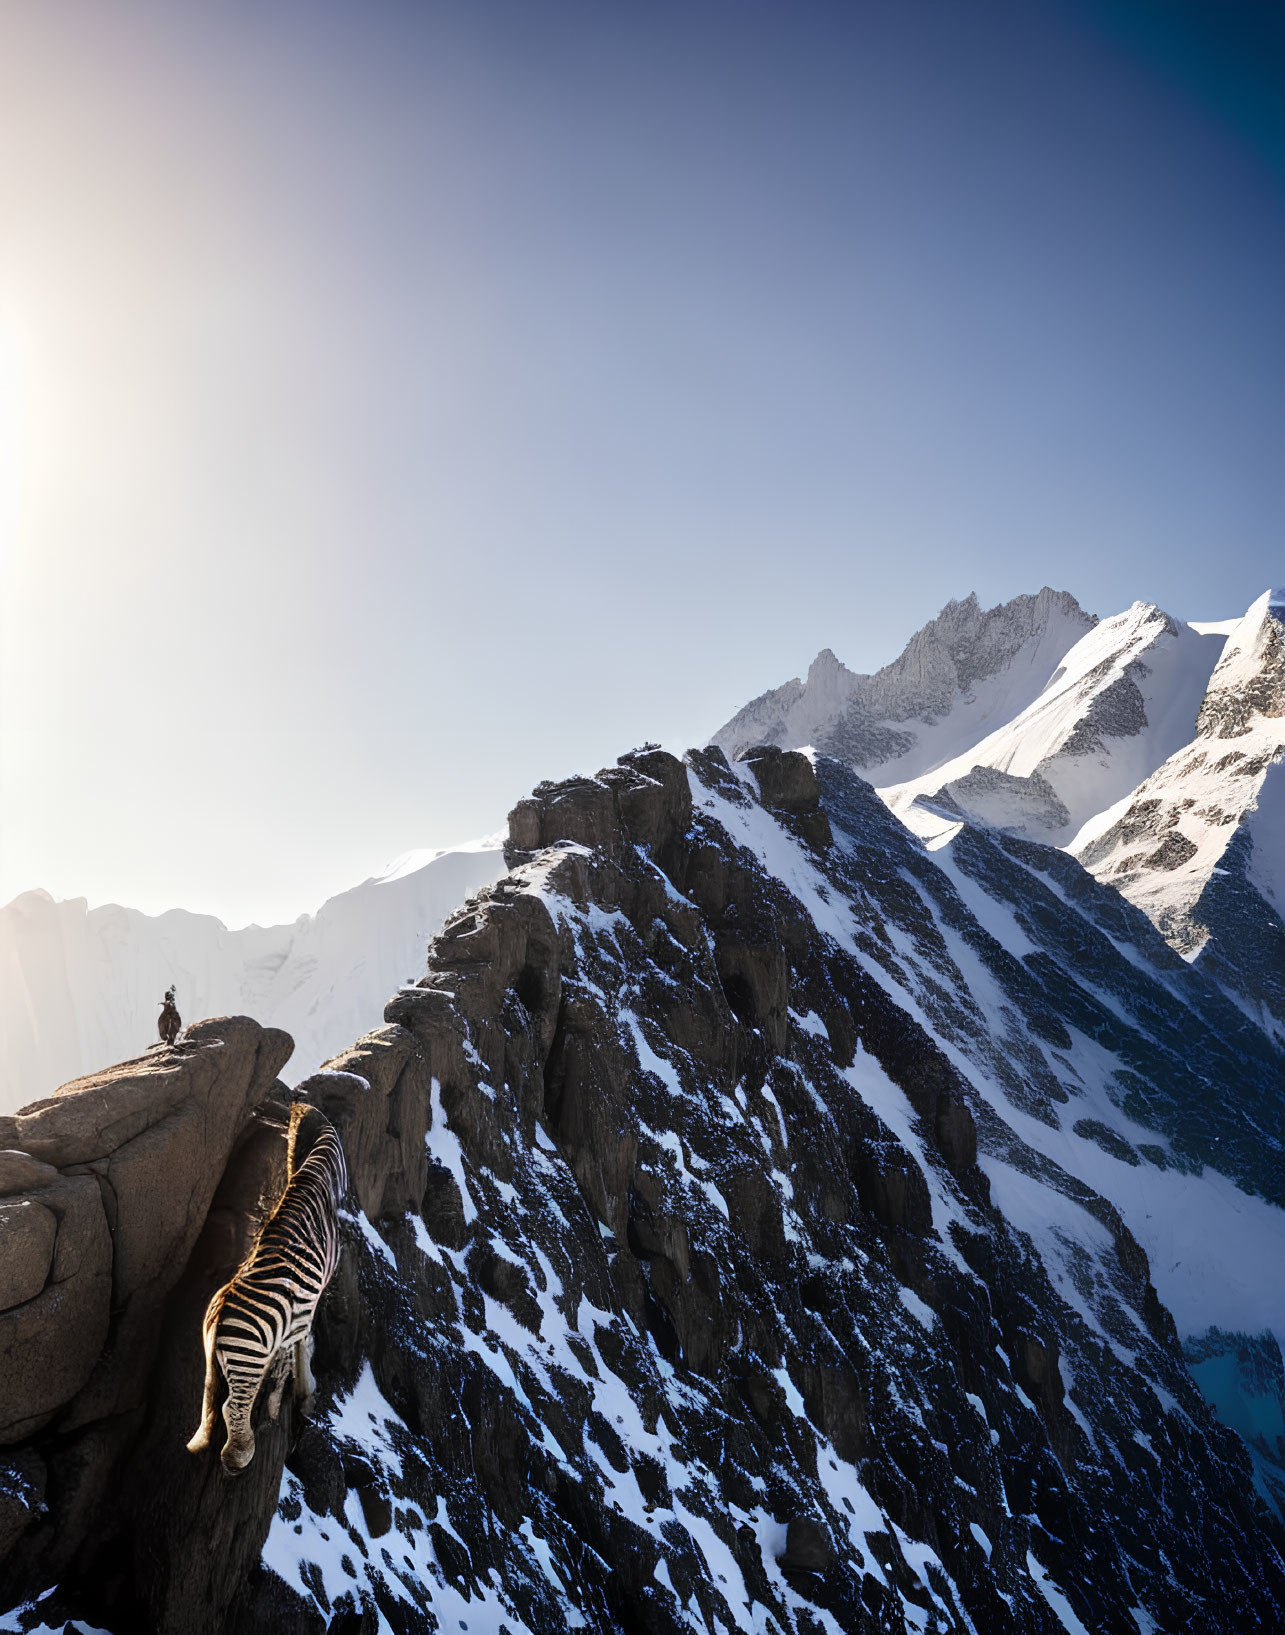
top-left (1, 0), bottom-right (1282, 926)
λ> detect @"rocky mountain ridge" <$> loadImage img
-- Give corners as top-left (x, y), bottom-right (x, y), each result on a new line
top-left (715, 588), bottom-right (1096, 782)
top-left (714, 586), bottom-right (1285, 1035)
top-left (3, 742), bottom-right (1284, 1633)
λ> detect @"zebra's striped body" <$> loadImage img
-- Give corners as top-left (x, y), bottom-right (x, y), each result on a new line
top-left (186, 1102), bottom-right (347, 1471)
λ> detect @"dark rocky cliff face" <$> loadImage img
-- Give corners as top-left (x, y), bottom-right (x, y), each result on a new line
top-left (3, 747), bottom-right (1285, 1633)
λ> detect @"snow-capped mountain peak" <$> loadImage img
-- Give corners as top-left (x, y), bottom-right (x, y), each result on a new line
top-left (886, 597), bottom-right (1229, 848)
top-left (1072, 588), bottom-right (1285, 1033)
top-left (715, 584), bottom-right (1283, 1039)
top-left (1194, 585), bottom-right (1285, 739)
top-left (715, 586), bottom-right (1096, 784)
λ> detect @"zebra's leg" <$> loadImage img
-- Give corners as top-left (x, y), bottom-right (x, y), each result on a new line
top-left (219, 1358), bottom-right (267, 1472)
top-left (294, 1329), bottom-right (317, 1414)
top-left (185, 1309), bottom-right (222, 1454)
top-left (265, 1349), bottom-right (291, 1421)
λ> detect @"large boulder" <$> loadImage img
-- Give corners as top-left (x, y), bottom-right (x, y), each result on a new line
top-left (0, 1200), bottom-right (57, 1311)
top-left (0, 1018), bottom-right (293, 1591)
top-left (58, 1019), bottom-right (294, 1429)
top-left (736, 744), bottom-right (833, 848)
top-left (0, 1176), bottom-right (112, 1443)
top-left (0, 1152), bottom-right (59, 1195)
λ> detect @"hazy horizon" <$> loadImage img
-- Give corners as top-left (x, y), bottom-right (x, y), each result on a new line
top-left (3, 1), bottom-right (1282, 925)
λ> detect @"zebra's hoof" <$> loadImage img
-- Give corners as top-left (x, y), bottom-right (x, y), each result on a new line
top-left (220, 1440), bottom-right (254, 1473)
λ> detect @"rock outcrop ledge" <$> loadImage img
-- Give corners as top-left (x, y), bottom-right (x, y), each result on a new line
top-left (0, 1021), bottom-right (291, 1612)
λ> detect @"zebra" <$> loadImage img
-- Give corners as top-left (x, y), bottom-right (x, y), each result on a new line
top-left (186, 1101), bottom-right (348, 1472)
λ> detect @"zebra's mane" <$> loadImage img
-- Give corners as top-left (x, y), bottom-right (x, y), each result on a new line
top-left (286, 1101), bottom-right (330, 1177)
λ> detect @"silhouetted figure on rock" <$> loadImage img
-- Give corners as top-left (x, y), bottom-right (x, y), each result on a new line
top-left (158, 986), bottom-right (182, 1046)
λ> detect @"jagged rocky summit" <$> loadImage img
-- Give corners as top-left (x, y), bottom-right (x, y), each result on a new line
top-left (714, 586), bottom-right (1285, 1038)
top-left (717, 588), bottom-right (1098, 787)
top-left (3, 743), bottom-right (1285, 1633)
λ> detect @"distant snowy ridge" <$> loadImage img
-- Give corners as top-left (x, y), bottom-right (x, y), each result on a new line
top-left (715, 586), bottom-right (1096, 784)
top-left (0, 839), bottom-right (507, 1112)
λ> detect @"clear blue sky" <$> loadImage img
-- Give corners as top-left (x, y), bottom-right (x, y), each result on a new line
top-left (1, 0), bottom-right (1282, 924)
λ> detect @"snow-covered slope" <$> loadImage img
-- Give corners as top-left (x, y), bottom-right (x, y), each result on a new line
top-left (0, 840), bottom-right (507, 1111)
top-left (714, 586), bottom-right (1285, 1033)
top-left (738, 751), bottom-right (1285, 1358)
top-left (715, 587), bottom-right (1097, 784)
top-left (1073, 588), bottom-right (1285, 1033)
top-left (885, 601), bottom-right (1228, 846)
top-left (757, 751), bottom-right (1285, 1516)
